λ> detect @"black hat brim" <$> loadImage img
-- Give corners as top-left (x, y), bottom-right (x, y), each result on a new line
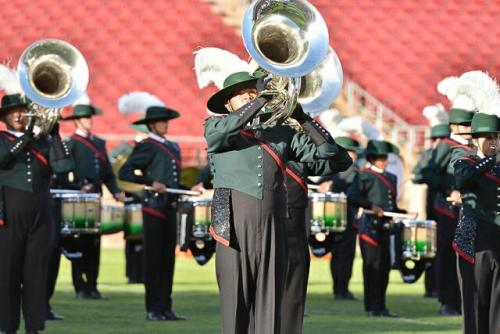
top-left (456, 130), bottom-right (499, 138)
top-left (207, 79), bottom-right (259, 114)
top-left (132, 110), bottom-right (180, 125)
top-left (0, 104), bottom-right (28, 114)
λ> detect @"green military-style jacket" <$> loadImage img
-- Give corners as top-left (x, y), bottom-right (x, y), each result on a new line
top-left (454, 155), bottom-right (500, 226)
top-left (348, 167), bottom-right (398, 212)
top-left (286, 152), bottom-right (352, 209)
top-left (58, 133), bottom-right (120, 194)
top-left (119, 135), bottom-right (181, 188)
top-left (205, 108), bottom-right (345, 200)
top-left (0, 131), bottom-right (74, 192)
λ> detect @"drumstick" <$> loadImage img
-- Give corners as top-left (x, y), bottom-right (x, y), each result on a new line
top-left (361, 208), bottom-right (417, 220)
top-left (307, 184), bottom-right (320, 190)
top-left (50, 189), bottom-right (81, 194)
top-left (144, 186), bottom-right (202, 196)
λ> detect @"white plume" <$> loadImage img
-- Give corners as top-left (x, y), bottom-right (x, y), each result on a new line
top-left (422, 103), bottom-right (448, 126)
top-left (72, 92), bottom-right (90, 106)
top-left (336, 116), bottom-right (383, 140)
top-left (458, 71), bottom-right (500, 116)
top-left (0, 65), bottom-right (21, 95)
top-left (118, 92), bottom-right (164, 115)
top-left (194, 47), bottom-right (258, 89)
top-left (437, 75), bottom-right (475, 110)
top-left (437, 76), bottom-right (459, 101)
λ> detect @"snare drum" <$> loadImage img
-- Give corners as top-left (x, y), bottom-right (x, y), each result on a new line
top-left (308, 192), bottom-right (347, 233)
top-left (400, 219), bottom-right (437, 259)
top-left (57, 193), bottom-right (101, 234)
top-left (100, 205), bottom-right (125, 235)
top-left (124, 204), bottom-right (143, 240)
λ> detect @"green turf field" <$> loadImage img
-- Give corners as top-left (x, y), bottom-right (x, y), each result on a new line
top-left (43, 248), bottom-right (461, 334)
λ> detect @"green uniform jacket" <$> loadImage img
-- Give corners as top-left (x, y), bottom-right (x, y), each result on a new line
top-left (0, 131), bottom-right (73, 192)
top-left (348, 168), bottom-right (398, 212)
top-left (57, 134), bottom-right (120, 194)
top-left (205, 110), bottom-right (345, 200)
top-left (119, 137), bottom-right (181, 188)
top-left (454, 155), bottom-right (500, 226)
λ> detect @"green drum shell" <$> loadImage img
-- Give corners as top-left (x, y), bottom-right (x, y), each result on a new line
top-left (100, 205), bottom-right (125, 235)
top-left (60, 193), bottom-right (101, 234)
top-left (308, 192), bottom-right (347, 233)
top-left (401, 220), bottom-right (437, 259)
top-left (124, 204), bottom-right (143, 240)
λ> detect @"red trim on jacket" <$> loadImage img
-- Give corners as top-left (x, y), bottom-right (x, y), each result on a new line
top-left (240, 130), bottom-right (284, 175)
top-left (359, 233), bottom-right (378, 247)
top-left (459, 157), bottom-right (500, 184)
top-left (142, 207), bottom-right (168, 220)
top-left (209, 225), bottom-right (230, 247)
top-left (144, 138), bottom-right (181, 167)
top-left (360, 168), bottom-right (396, 197)
top-left (452, 241), bottom-right (475, 264)
top-left (441, 138), bottom-right (471, 150)
top-left (0, 131), bottom-right (48, 165)
top-left (71, 134), bottom-right (107, 162)
top-left (0, 219), bottom-right (4, 226)
top-left (433, 204), bottom-right (457, 220)
top-left (285, 167), bottom-right (308, 194)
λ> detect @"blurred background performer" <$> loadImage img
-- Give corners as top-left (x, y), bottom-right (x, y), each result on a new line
top-left (59, 98), bottom-right (125, 300)
top-left (0, 92), bottom-right (73, 334)
top-left (118, 92), bottom-right (185, 321)
top-left (348, 139), bottom-right (402, 318)
top-left (319, 135), bottom-right (362, 301)
top-left (411, 103), bottom-right (451, 299)
top-left (281, 124), bottom-right (351, 334)
top-left (429, 76), bottom-right (476, 316)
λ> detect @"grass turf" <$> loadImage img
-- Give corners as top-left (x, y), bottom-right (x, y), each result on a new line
top-left (43, 248), bottom-right (461, 334)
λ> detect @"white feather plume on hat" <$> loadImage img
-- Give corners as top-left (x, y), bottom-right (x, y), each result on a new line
top-left (72, 92), bottom-right (91, 106)
top-left (458, 71), bottom-right (500, 117)
top-left (422, 103), bottom-right (448, 127)
top-left (118, 92), bottom-right (164, 116)
top-left (437, 75), bottom-right (476, 111)
top-left (336, 116), bottom-right (383, 140)
top-left (0, 64), bottom-right (21, 95)
top-left (194, 47), bottom-right (258, 89)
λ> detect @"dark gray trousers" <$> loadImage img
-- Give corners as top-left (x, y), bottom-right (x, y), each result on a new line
top-left (280, 208), bottom-right (310, 334)
top-left (216, 189), bottom-right (287, 334)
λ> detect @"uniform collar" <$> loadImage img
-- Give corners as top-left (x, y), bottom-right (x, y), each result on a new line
top-left (7, 130), bottom-right (23, 138)
top-left (148, 132), bottom-right (166, 143)
top-left (450, 133), bottom-right (469, 145)
top-left (75, 129), bottom-right (90, 138)
top-left (369, 164), bottom-right (385, 174)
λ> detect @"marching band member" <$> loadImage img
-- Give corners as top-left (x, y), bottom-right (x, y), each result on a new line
top-left (430, 76), bottom-right (476, 315)
top-left (319, 136), bottom-right (362, 301)
top-left (204, 70), bottom-right (347, 333)
top-left (281, 130), bottom-right (352, 334)
top-left (59, 101), bottom-right (125, 300)
top-left (411, 103), bottom-right (451, 298)
top-left (453, 110), bottom-right (499, 334)
top-left (118, 93), bottom-right (185, 321)
top-left (348, 139), bottom-right (401, 317)
top-left (0, 93), bottom-right (73, 334)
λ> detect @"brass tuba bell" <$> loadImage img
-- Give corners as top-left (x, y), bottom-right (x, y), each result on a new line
top-left (17, 39), bottom-right (89, 134)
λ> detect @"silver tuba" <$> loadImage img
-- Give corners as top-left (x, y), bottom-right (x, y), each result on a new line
top-left (242, 0), bottom-right (342, 121)
top-left (17, 39), bottom-right (89, 134)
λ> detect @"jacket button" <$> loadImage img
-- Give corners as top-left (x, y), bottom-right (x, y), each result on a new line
top-left (257, 182), bottom-right (262, 187)
top-left (258, 173), bottom-right (262, 177)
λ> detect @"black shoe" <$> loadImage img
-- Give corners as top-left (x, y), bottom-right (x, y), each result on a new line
top-left (439, 304), bottom-right (459, 316)
top-left (46, 310), bottom-right (64, 320)
top-left (380, 309), bottom-right (399, 318)
top-left (367, 310), bottom-right (382, 317)
top-left (89, 290), bottom-right (107, 300)
top-left (75, 291), bottom-right (92, 300)
top-left (146, 312), bottom-right (166, 321)
top-left (334, 291), bottom-right (358, 301)
top-left (164, 310), bottom-right (186, 321)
